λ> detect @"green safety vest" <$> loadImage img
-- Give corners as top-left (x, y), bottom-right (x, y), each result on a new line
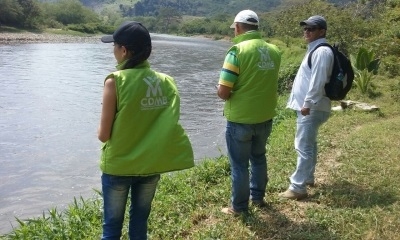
top-left (100, 61), bottom-right (194, 176)
top-left (224, 31), bottom-right (281, 124)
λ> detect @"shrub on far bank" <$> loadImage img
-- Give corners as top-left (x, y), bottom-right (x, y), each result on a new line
top-left (66, 23), bottom-right (114, 34)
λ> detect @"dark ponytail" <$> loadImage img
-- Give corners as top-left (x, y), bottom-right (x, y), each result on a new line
top-left (121, 44), bottom-right (152, 70)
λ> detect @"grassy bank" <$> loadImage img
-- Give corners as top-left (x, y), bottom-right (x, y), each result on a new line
top-left (2, 73), bottom-right (399, 239)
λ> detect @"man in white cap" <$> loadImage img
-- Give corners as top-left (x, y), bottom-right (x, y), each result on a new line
top-left (217, 10), bottom-right (281, 214)
top-left (280, 15), bottom-right (334, 200)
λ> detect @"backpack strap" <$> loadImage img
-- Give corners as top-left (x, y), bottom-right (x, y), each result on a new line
top-left (307, 43), bottom-right (333, 68)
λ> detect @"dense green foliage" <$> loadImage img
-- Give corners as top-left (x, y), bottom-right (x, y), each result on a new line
top-left (0, 0), bottom-right (112, 33)
top-left (43, 0), bottom-right (99, 25)
top-left (129, 0), bottom-right (281, 16)
top-left (0, 0), bottom-right (43, 29)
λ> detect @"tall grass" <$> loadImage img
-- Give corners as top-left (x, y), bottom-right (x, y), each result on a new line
top-left (2, 194), bottom-right (103, 239)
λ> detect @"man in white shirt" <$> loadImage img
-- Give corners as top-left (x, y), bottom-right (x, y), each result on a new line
top-left (280, 15), bottom-right (334, 200)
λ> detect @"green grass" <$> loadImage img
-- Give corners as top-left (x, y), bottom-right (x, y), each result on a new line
top-left (0, 26), bottom-right (26, 33)
top-left (1, 49), bottom-right (400, 240)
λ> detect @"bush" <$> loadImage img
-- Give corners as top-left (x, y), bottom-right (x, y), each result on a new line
top-left (181, 19), bottom-right (207, 34)
top-left (97, 24), bottom-right (115, 34)
top-left (381, 55), bottom-right (400, 78)
top-left (67, 23), bottom-right (109, 34)
top-left (277, 64), bottom-right (298, 94)
top-left (44, 19), bottom-right (64, 29)
top-left (43, 0), bottom-right (100, 25)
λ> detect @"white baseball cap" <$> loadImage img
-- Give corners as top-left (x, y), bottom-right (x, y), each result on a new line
top-left (230, 10), bottom-right (259, 28)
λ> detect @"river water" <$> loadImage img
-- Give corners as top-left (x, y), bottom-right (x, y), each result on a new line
top-left (0, 34), bottom-right (231, 234)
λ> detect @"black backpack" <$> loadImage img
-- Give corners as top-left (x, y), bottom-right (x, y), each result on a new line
top-left (308, 43), bottom-right (354, 101)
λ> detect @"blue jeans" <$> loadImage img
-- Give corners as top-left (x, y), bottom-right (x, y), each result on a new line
top-left (101, 173), bottom-right (160, 240)
top-left (225, 120), bottom-right (273, 212)
top-left (289, 110), bottom-right (330, 194)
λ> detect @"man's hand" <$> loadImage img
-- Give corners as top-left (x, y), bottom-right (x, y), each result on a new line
top-left (217, 84), bottom-right (232, 100)
top-left (301, 107), bottom-right (310, 116)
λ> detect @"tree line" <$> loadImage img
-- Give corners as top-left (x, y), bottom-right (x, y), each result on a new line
top-left (124, 0), bottom-right (281, 17)
top-left (0, 0), bottom-right (112, 33)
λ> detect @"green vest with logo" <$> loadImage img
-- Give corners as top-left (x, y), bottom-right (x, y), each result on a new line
top-left (100, 61), bottom-right (194, 176)
top-left (224, 31), bottom-right (281, 124)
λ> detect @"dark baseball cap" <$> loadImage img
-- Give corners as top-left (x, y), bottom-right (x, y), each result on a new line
top-left (101, 21), bottom-right (151, 51)
top-left (300, 15), bottom-right (327, 30)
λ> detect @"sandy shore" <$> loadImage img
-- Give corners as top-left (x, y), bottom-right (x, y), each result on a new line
top-left (0, 32), bottom-right (230, 44)
top-left (0, 32), bottom-right (101, 44)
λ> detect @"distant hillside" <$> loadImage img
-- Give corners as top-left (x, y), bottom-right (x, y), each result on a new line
top-left (128, 0), bottom-right (282, 16)
top-left (38, 0), bottom-right (358, 16)
top-left (93, 0), bottom-right (357, 16)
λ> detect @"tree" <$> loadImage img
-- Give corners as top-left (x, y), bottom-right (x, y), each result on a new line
top-left (47, 0), bottom-right (99, 25)
top-left (0, 0), bottom-right (23, 27)
top-left (0, 0), bottom-right (43, 29)
top-left (17, 0), bottom-right (43, 28)
top-left (158, 7), bottom-right (182, 33)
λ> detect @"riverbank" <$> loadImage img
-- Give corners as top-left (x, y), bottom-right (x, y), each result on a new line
top-left (0, 31), bottom-right (230, 44)
top-left (0, 32), bottom-right (100, 44)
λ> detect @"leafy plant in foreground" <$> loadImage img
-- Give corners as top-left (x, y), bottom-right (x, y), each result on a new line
top-left (350, 47), bottom-right (381, 94)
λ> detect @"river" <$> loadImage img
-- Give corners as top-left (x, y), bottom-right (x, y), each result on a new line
top-left (0, 34), bottom-right (231, 234)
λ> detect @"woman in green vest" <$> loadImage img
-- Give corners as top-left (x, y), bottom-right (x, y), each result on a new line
top-left (98, 21), bottom-right (194, 240)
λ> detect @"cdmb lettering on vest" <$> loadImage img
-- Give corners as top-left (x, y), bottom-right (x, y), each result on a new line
top-left (141, 76), bottom-right (168, 110)
top-left (257, 46), bottom-right (275, 70)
